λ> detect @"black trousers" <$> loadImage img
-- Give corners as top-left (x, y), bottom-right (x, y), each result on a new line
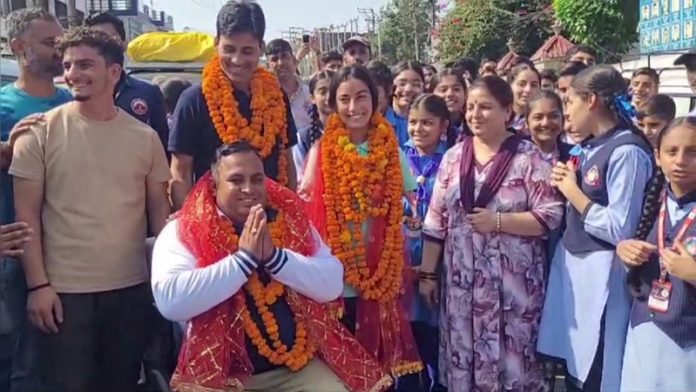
top-left (39, 283), bottom-right (152, 392)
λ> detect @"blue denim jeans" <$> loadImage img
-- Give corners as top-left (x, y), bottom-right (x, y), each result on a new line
top-left (0, 257), bottom-right (40, 392)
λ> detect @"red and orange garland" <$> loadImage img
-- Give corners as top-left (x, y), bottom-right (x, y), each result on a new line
top-left (202, 54), bottom-right (290, 186)
top-left (219, 209), bottom-right (315, 371)
top-left (321, 113), bottom-right (405, 301)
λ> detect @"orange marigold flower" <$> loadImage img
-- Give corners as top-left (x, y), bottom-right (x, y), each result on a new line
top-left (202, 54), bottom-right (289, 186)
top-left (319, 113), bottom-right (405, 302)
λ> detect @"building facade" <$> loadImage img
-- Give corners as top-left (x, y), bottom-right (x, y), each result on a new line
top-left (0, 0), bottom-right (173, 47)
top-left (639, 0), bottom-right (696, 53)
top-left (87, 0), bottom-right (173, 42)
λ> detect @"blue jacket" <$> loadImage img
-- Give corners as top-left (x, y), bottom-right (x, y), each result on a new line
top-left (114, 74), bottom-right (169, 149)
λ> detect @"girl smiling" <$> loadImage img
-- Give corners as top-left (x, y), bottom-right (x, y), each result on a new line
top-left (432, 67), bottom-right (471, 147)
top-left (508, 64), bottom-right (541, 135)
top-left (303, 65), bottom-right (422, 380)
top-left (387, 61), bottom-right (425, 147)
top-left (402, 94), bottom-right (449, 391)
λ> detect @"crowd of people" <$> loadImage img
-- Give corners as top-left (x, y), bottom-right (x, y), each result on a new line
top-left (1, 1), bottom-right (696, 392)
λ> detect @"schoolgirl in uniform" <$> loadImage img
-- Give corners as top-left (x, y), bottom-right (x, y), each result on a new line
top-left (387, 61), bottom-right (425, 147)
top-left (402, 94), bottom-right (449, 392)
top-left (507, 64), bottom-right (541, 135)
top-left (526, 90), bottom-right (576, 275)
top-left (537, 65), bottom-right (655, 392)
top-left (432, 67), bottom-right (471, 147)
top-left (617, 117), bottom-right (696, 391)
top-left (294, 70), bottom-right (334, 182)
top-left (526, 90), bottom-right (574, 163)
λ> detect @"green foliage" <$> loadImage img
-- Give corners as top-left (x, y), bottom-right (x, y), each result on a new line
top-left (377, 0), bottom-right (435, 63)
top-left (436, 0), bottom-right (553, 63)
top-left (553, 0), bottom-right (639, 60)
top-left (436, 0), bottom-right (514, 62)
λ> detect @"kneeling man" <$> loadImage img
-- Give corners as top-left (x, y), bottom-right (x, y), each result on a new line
top-left (152, 142), bottom-right (392, 392)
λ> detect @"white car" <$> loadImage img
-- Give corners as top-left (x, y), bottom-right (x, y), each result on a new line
top-left (1, 58), bottom-right (20, 86)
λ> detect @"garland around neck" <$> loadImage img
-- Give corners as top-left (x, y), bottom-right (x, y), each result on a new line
top-left (202, 54), bottom-right (290, 186)
top-left (320, 113), bottom-right (405, 301)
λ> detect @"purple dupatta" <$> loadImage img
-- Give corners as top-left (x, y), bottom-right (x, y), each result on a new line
top-left (459, 135), bottom-right (523, 213)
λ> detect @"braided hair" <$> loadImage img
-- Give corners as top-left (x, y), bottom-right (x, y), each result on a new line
top-left (572, 66), bottom-right (665, 297)
top-left (307, 70), bottom-right (334, 148)
top-left (628, 117), bottom-right (696, 296)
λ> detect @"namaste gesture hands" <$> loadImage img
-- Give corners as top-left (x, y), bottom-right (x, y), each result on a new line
top-left (238, 204), bottom-right (275, 264)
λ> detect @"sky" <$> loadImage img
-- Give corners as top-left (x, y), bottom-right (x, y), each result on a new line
top-left (150, 0), bottom-right (391, 38)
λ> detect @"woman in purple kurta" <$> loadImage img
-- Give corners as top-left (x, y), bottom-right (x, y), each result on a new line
top-left (418, 76), bottom-right (563, 392)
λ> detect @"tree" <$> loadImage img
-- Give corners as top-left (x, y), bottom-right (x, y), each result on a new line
top-left (494, 0), bottom-right (554, 56)
top-left (553, 0), bottom-right (639, 61)
top-left (435, 0), bottom-right (553, 63)
top-left (377, 0), bottom-right (434, 63)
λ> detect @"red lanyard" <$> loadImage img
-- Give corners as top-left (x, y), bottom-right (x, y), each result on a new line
top-left (657, 196), bottom-right (696, 281)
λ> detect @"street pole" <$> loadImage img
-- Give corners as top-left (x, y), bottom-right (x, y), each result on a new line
top-left (413, 8), bottom-right (419, 61)
top-left (67, 0), bottom-right (78, 27)
top-left (377, 16), bottom-right (382, 60)
top-left (359, 7), bottom-right (382, 60)
top-left (429, 0), bottom-right (436, 60)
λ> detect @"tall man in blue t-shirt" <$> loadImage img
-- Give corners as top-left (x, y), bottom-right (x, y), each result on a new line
top-left (0, 8), bottom-right (72, 392)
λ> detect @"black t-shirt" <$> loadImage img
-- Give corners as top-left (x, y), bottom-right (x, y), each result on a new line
top-left (168, 84), bottom-right (298, 181)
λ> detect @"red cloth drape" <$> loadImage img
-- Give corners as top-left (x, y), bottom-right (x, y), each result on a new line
top-left (305, 143), bottom-right (423, 377)
top-left (170, 173), bottom-right (392, 392)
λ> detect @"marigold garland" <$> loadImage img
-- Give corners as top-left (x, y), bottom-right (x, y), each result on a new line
top-left (219, 210), bottom-right (315, 371)
top-left (202, 54), bottom-right (290, 186)
top-left (321, 113), bottom-right (405, 302)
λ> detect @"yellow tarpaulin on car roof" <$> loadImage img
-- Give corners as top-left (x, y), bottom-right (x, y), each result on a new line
top-left (127, 31), bottom-right (215, 63)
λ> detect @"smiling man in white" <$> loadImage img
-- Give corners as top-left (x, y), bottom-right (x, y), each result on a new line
top-left (151, 141), bottom-right (392, 392)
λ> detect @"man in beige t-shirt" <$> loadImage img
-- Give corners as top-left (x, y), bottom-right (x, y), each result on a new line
top-left (10, 28), bottom-right (170, 392)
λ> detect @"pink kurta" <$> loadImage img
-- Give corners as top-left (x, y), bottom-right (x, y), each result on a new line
top-left (423, 140), bottom-right (563, 392)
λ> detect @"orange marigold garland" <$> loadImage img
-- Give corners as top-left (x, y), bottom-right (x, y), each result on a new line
top-left (321, 113), bottom-right (405, 302)
top-left (202, 54), bottom-right (290, 186)
top-left (219, 209), bottom-right (315, 371)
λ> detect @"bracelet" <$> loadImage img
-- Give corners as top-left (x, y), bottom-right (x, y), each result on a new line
top-left (496, 211), bottom-right (502, 233)
top-left (418, 271), bottom-right (438, 281)
top-left (28, 282), bottom-right (50, 292)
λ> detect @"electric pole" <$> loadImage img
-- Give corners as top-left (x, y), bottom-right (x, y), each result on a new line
top-left (358, 7), bottom-right (382, 60)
